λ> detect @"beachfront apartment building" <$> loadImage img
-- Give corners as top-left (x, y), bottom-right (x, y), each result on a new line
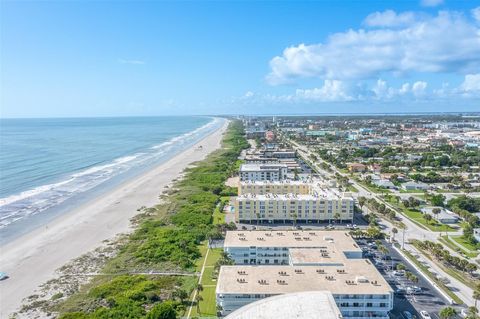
top-left (238, 180), bottom-right (311, 196)
top-left (217, 231), bottom-right (393, 318)
top-left (223, 230), bottom-right (363, 265)
top-left (233, 192), bottom-right (354, 223)
top-left (239, 163), bottom-right (288, 181)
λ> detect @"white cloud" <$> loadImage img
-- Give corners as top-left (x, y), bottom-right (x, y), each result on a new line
top-left (266, 11), bottom-right (480, 85)
top-left (459, 73), bottom-right (480, 92)
top-left (118, 59), bottom-right (145, 65)
top-left (412, 81), bottom-right (428, 97)
top-left (472, 7), bottom-right (480, 22)
top-left (364, 10), bottom-right (416, 27)
top-left (295, 80), bottom-right (356, 102)
top-left (238, 78), bottom-right (456, 105)
top-left (420, 0), bottom-right (444, 7)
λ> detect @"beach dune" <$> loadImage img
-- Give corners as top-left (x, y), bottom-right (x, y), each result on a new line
top-left (0, 119), bottom-right (228, 318)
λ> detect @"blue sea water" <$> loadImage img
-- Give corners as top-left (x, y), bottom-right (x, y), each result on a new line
top-left (0, 116), bottom-right (223, 243)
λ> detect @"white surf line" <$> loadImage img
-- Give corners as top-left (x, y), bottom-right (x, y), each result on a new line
top-left (186, 247), bottom-right (210, 318)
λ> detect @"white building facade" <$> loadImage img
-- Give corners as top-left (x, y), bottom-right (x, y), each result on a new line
top-left (218, 231), bottom-right (393, 319)
top-left (239, 164), bottom-right (288, 181)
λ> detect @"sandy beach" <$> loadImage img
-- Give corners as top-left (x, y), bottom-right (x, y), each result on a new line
top-left (0, 119), bottom-right (228, 318)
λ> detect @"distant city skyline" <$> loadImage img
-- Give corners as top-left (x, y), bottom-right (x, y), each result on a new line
top-left (1, 0), bottom-right (479, 118)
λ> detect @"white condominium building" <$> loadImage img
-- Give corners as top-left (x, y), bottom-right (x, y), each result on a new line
top-left (224, 230), bottom-right (363, 265)
top-left (234, 192), bottom-right (354, 223)
top-left (239, 164), bottom-right (288, 181)
top-left (238, 180), bottom-right (311, 195)
top-left (217, 231), bottom-right (393, 318)
top-left (216, 264), bottom-right (393, 318)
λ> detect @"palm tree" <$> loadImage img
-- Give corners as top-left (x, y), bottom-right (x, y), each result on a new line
top-left (439, 306), bottom-right (457, 319)
top-left (399, 222), bottom-right (407, 249)
top-left (292, 213), bottom-right (298, 228)
top-left (473, 288), bottom-right (480, 308)
top-left (378, 245), bottom-right (389, 261)
top-left (172, 288), bottom-right (188, 304)
top-left (466, 306), bottom-right (478, 319)
top-left (391, 227), bottom-right (398, 242)
top-left (195, 294), bottom-right (203, 313)
top-left (334, 212), bottom-right (341, 224)
top-left (432, 207), bottom-right (441, 220)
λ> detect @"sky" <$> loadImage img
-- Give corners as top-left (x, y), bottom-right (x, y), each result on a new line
top-left (1, 0), bottom-right (479, 118)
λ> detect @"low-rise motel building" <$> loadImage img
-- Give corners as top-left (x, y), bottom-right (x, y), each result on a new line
top-left (234, 181), bottom-right (354, 224)
top-left (217, 230), bottom-right (394, 318)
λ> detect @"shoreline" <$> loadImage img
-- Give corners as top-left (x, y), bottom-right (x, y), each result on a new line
top-left (0, 119), bottom-right (229, 318)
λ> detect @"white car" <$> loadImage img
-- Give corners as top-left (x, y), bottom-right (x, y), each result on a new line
top-left (461, 308), bottom-right (469, 318)
top-left (393, 270), bottom-right (405, 277)
top-left (420, 311), bottom-right (431, 319)
top-left (406, 286), bottom-right (422, 293)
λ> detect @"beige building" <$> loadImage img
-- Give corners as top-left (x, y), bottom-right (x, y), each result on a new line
top-left (234, 192), bottom-right (354, 223)
top-left (238, 180), bottom-right (310, 195)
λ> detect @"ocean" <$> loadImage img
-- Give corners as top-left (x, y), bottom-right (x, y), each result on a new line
top-left (0, 116), bottom-right (223, 243)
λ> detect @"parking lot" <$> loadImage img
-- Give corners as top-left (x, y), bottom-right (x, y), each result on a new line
top-left (356, 239), bottom-right (465, 319)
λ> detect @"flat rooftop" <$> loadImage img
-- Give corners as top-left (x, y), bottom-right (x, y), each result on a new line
top-left (240, 163), bottom-right (288, 172)
top-left (239, 180), bottom-right (311, 186)
top-left (289, 248), bottom-right (346, 265)
top-left (236, 192), bottom-right (352, 201)
top-left (225, 291), bottom-right (342, 319)
top-left (217, 263), bottom-right (392, 295)
top-left (224, 230), bottom-right (362, 254)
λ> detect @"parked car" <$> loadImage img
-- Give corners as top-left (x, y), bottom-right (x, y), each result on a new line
top-left (0, 272), bottom-right (8, 281)
top-left (393, 270), bottom-right (405, 277)
top-left (420, 311), bottom-right (431, 319)
top-left (403, 311), bottom-right (413, 319)
top-left (395, 287), bottom-right (406, 294)
top-left (461, 308), bottom-right (469, 318)
top-left (406, 286), bottom-right (421, 294)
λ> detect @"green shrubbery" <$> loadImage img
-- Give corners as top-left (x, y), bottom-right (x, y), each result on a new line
top-left (57, 120), bottom-right (248, 319)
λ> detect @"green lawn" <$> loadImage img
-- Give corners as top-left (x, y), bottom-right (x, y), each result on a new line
top-left (206, 248), bottom-right (222, 266)
top-left (195, 242), bottom-right (209, 271)
top-left (347, 184), bottom-right (358, 192)
top-left (399, 189), bottom-right (425, 193)
top-left (188, 247), bottom-right (223, 318)
top-left (451, 235), bottom-right (479, 252)
top-left (201, 266), bottom-right (217, 286)
top-left (356, 180), bottom-right (391, 194)
top-left (212, 205), bottom-right (225, 225)
top-left (439, 236), bottom-right (478, 258)
top-left (383, 197), bottom-right (455, 232)
top-left (402, 208), bottom-right (454, 232)
top-left (190, 286), bottom-right (218, 317)
top-left (437, 189), bottom-right (461, 193)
